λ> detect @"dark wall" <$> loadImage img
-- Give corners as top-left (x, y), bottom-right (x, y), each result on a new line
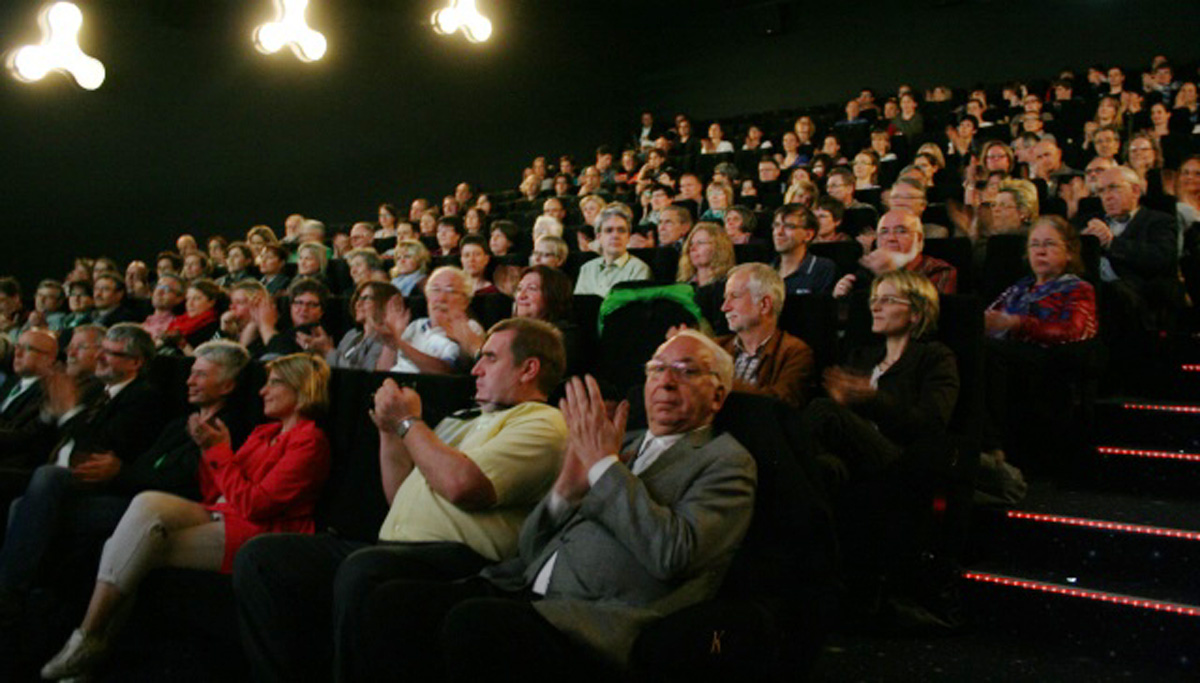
top-left (2, 0), bottom-right (1197, 290)
top-left (1, 1), bottom-right (628, 286)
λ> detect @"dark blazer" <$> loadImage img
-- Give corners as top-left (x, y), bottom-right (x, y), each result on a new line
top-left (261, 273), bottom-right (292, 296)
top-left (113, 404), bottom-right (252, 499)
top-left (1106, 207), bottom-right (1178, 290)
top-left (845, 340), bottom-right (960, 446)
top-left (0, 378), bottom-right (56, 470)
top-left (94, 301), bottom-right (143, 327)
top-left (483, 427), bottom-right (757, 665)
top-left (55, 374), bottom-right (168, 473)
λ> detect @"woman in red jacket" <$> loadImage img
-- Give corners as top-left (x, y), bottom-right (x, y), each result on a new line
top-left (42, 353), bottom-right (332, 680)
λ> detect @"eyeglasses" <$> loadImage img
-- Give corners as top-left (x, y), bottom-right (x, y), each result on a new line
top-left (877, 225), bottom-right (913, 236)
top-left (100, 347), bottom-right (137, 359)
top-left (869, 295), bottom-right (911, 307)
top-left (15, 343), bottom-right (51, 355)
top-left (291, 299), bottom-right (322, 309)
top-left (644, 360), bottom-right (717, 381)
top-left (427, 286), bottom-right (464, 296)
top-left (1028, 240), bottom-right (1064, 250)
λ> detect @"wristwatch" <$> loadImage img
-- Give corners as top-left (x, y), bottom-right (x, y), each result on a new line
top-left (397, 416), bottom-right (423, 438)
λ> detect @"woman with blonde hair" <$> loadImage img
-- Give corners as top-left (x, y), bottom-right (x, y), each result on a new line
top-left (389, 239), bottom-right (431, 297)
top-left (42, 350), bottom-right (332, 679)
top-left (801, 270), bottom-right (958, 482)
top-left (677, 222), bottom-right (735, 287)
top-left (295, 242), bottom-right (328, 280)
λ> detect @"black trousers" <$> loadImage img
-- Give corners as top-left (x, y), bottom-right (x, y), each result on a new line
top-left (798, 397), bottom-right (903, 487)
top-left (359, 577), bottom-right (602, 683)
top-left (231, 533), bottom-right (489, 683)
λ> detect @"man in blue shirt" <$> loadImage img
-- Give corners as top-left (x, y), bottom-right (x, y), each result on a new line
top-left (772, 204), bottom-right (837, 296)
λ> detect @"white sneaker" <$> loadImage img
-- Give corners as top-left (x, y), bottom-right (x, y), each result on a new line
top-left (40, 628), bottom-right (107, 680)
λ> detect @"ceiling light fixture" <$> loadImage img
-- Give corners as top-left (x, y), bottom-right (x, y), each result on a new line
top-left (432, 0), bottom-right (492, 43)
top-left (8, 2), bottom-right (105, 90)
top-left (254, 0), bottom-right (327, 62)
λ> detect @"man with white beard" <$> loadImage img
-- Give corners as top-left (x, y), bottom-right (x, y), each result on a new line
top-left (833, 209), bottom-right (958, 297)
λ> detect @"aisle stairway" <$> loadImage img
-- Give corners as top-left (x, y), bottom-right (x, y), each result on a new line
top-left (962, 349), bottom-right (1200, 675)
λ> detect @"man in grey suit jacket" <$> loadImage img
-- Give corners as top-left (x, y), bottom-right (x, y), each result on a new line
top-left (354, 330), bottom-right (757, 681)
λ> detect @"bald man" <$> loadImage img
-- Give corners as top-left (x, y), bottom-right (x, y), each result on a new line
top-left (0, 329), bottom-right (60, 471)
top-left (0, 329), bottom-right (62, 538)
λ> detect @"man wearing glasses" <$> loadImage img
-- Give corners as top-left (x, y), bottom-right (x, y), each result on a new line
top-left (345, 331), bottom-right (757, 680)
top-left (772, 203), bottom-right (837, 295)
top-left (834, 209), bottom-right (957, 297)
top-left (377, 266), bottom-right (484, 375)
top-left (574, 204), bottom-right (651, 297)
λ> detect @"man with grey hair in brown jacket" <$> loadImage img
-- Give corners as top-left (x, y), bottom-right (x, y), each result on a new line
top-left (717, 262), bottom-right (815, 408)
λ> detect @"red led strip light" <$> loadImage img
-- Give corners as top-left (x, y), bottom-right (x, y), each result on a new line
top-left (1122, 403), bottom-right (1200, 414)
top-left (1097, 446), bottom-right (1200, 463)
top-left (963, 572), bottom-right (1200, 616)
top-left (1182, 365), bottom-right (1200, 372)
top-left (1006, 511), bottom-right (1200, 541)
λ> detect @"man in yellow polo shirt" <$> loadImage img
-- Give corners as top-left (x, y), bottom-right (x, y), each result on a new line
top-left (233, 318), bottom-right (568, 683)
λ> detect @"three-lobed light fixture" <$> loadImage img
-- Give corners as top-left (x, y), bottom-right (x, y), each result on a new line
top-left (9, 0), bottom-right (493, 88)
top-left (253, 0), bottom-right (327, 62)
top-left (8, 2), bottom-right (105, 90)
top-left (431, 0), bottom-right (492, 43)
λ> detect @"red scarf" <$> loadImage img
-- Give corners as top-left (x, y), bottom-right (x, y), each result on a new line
top-left (167, 307), bottom-right (217, 337)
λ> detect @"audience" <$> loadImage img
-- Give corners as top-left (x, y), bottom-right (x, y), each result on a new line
top-left (1, 50), bottom-right (1198, 680)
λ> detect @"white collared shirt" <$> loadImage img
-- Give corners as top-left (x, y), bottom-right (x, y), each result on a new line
top-left (54, 376), bottom-right (134, 467)
top-left (1, 377), bottom-right (37, 413)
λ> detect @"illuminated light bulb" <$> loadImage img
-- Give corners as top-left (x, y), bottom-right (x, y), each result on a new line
top-left (8, 2), bottom-right (105, 90)
top-left (254, 0), bottom-right (327, 62)
top-left (431, 0), bottom-right (492, 43)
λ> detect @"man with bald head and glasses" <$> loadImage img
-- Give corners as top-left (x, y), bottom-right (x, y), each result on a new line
top-left (349, 331), bottom-right (757, 681)
top-left (0, 329), bottom-right (62, 518)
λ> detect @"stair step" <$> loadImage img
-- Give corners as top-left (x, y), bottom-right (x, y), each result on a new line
top-left (1095, 445), bottom-right (1200, 495)
top-left (1018, 482), bottom-right (1200, 529)
top-left (974, 484), bottom-right (1200, 589)
top-left (1097, 446), bottom-right (1200, 464)
top-left (963, 564), bottom-right (1200, 669)
top-left (964, 568), bottom-right (1200, 617)
top-left (1005, 510), bottom-right (1200, 541)
top-left (1093, 401), bottom-right (1200, 451)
